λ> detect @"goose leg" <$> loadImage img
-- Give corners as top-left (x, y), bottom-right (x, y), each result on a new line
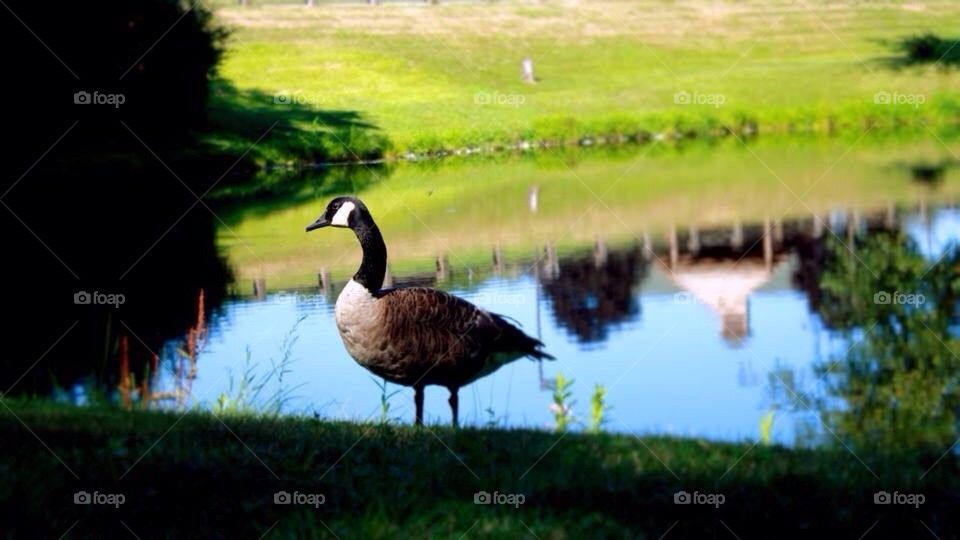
top-left (414, 383), bottom-right (424, 426)
top-left (448, 387), bottom-right (459, 428)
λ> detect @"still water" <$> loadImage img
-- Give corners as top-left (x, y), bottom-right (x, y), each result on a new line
top-left (150, 139), bottom-right (960, 448)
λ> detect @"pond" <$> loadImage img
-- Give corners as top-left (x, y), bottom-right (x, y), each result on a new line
top-left (76, 137), bottom-right (960, 448)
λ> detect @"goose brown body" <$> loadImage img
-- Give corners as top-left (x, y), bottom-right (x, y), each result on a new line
top-left (308, 196), bottom-right (554, 426)
top-left (335, 280), bottom-right (551, 388)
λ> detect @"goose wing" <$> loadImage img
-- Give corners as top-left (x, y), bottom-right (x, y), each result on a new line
top-left (377, 287), bottom-right (552, 365)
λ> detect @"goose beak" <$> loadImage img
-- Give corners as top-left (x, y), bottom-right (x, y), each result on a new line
top-left (305, 217), bottom-right (329, 232)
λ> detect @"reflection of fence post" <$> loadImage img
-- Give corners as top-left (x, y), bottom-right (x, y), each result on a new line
top-left (492, 244), bottom-right (504, 275)
top-left (253, 278), bottom-right (266, 300)
top-left (535, 256), bottom-right (547, 391)
top-left (763, 216), bottom-right (773, 273)
top-left (687, 224), bottom-right (700, 254)
top-left (885, 202), bottom-right (896, 229)
top-left (383, 265), bottom-right (394, 289)
top-left (544, 243), bottom-right (559, 280)
top-left (318, 267), bottom-right (331, 296)
top-left (732, 221), bottom-right (743, 250)
top-left (593, 235), bottom-right (608, 268)
top-left (668, 225), bottom-right (678, 269)
top-left (847, 209), bottom-right (857, 250)
top-left (436, 254), bottom-right (449, 282)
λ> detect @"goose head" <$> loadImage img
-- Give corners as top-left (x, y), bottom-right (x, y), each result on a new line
top-left (305, 196), bottom-right (368, 232)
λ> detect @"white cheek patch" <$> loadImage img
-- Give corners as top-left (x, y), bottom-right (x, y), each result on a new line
top-left (331, 201), bottom-right (355, 226)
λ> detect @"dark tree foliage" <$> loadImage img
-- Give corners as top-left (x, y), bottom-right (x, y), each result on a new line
top-left (0, 1), bottom-right (230, 397)
top-left (3, 0), bottom-right (226, 163)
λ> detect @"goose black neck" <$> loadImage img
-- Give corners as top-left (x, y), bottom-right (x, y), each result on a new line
top-left (352, 218), bottom-right (387, 294)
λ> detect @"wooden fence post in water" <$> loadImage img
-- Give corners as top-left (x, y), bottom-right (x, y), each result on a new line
top-left (253, 278), bottom-right (266, 300)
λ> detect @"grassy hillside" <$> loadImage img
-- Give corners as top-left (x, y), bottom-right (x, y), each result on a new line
top-left (205, 0), bottom-right (960, 164)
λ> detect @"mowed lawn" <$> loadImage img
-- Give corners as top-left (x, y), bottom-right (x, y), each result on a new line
top-left (207, 0), bottom-right (960, 162)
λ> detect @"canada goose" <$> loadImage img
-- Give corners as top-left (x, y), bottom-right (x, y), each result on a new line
top-left (306, 197), bottom-right (554, 426)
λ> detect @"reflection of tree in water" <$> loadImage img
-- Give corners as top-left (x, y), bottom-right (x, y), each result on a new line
top-left (0, 164), bottom-right (232, 398)
top-left (787, 231), bottom-right (960, 451)
top-left (540, 243), bottom-right (647, 344)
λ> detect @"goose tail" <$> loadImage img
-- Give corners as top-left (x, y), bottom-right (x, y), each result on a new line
top-left (489, 312), bottom-right (555, 361)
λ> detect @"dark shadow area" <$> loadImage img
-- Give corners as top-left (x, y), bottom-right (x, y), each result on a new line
top-left (212, 154), bottom-right (389, 216)
top-left (0, 0), bottom-right (237, 397)
top-left (2, 0), bottom-right (223, 172)
top-left (1, 158), bottom-right (232, 398)
top-left (202, 80), bottom-right (390, 165)
top-left (892, 158), bottom-right (958, 185)
top-left (878, 33), bottom-right (960, 68)
top-left (0, 0), bottom-right (392, 398)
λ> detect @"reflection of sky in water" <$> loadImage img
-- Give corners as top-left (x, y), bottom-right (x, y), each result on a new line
top-left (904, 207), bottom-right (960, 259)
top-left (162, 208), bottom-right (958, 447)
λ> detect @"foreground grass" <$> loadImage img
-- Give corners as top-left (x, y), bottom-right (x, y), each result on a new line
top-left (206, 0), bottom-right (960, 164)
top-left (2, 399), bottom-right (958, 538)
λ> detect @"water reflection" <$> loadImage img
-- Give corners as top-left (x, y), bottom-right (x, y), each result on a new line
top-left (140, 196), bottom-right (958, 446)
top-left (797, 223), bottom-right (960, 452)
top-left (540, 240), bottom-right (646, 344)
top-left (1, 161), bottom-right (230, 399)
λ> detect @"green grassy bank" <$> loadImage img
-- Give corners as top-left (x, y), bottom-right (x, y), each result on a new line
top-left (203, 0), bottom-right (960, 165)
top-left (2, 399), bottom-right (957, 538)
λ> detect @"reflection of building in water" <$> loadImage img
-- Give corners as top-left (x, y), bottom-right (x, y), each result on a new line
top-left (539, 239), bottom-right (648, 344)
top-left (661, 206), bottom-right (912, 342)
top-left (670, 259), bottom-right (776, 343)
top-left (662, 220), bottom-right (786, 344)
